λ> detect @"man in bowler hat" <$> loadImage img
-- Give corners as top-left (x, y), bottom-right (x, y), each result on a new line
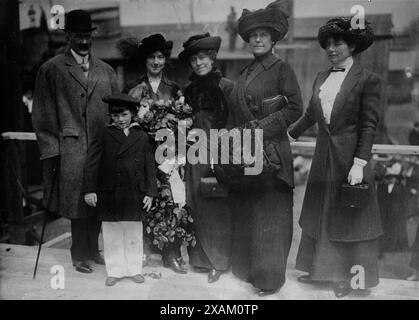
top-left (32, 9), bottom-right (120, 273)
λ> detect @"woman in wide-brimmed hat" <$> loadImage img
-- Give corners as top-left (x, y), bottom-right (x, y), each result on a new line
top-left (117, 34), bottom-right (188, 275)
top-left (227, 0), bottom-right (303, 296)
top-left (118, 33), bottom-right (179, 102)
top-left (179, 33), bottom-right (234, 283)
top-left (288, 17), bottom-right (383, 297)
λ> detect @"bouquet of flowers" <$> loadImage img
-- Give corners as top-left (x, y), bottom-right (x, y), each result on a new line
top-left (135, 89), bottom-right (194, 138)
top-left (134, 88), bottom-right (196, 250)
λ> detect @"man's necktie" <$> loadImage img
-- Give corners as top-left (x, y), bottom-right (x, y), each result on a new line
top-left (80, 56), bottom-right (89, 73)
top-left (80, 64), bottom-right (89, 72)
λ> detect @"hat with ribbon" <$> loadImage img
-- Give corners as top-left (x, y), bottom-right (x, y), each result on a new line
top-left (318, 17), bottom-right (374, 54)
top-left (238, 0), bottom-right (290, 43)
top-left (117, 33), bottom-right (173, 63)
top-left (178, 33), bottom-right (221, 63)
top-left (138, 33), bottom-right (173, 59)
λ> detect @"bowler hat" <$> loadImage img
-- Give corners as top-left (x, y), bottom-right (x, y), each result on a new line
top-left (103, 93), bottom-right (139, 113)
top-left (178, 33), bottom-right (221, 63)
top-left (138, 33), bottom-right (173, 59)
top-left (318, 17), bottom-right (374, 54)
top-left (238, 0), bottom-right (290, 43)
top-left (64, 9), bottom-right (96, 33)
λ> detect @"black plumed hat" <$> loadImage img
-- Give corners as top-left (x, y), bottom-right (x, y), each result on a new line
top-left (238, 0), bottom-right (290, 43)
top-left (318, 17), bottom-right (374, 54)
top-left (117, 33), bottom-right (172, 63)
top-left (138, 33), bottom-right (173, 59)
top-left (178, 33), bottom-right (221, 63)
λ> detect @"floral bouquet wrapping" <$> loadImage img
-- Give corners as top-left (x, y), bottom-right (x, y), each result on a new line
top-left (133, 88), bottom-right (196, 250)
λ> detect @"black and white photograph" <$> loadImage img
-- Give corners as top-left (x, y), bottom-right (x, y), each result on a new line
top-left (1, 0), bottom-right (419, 302)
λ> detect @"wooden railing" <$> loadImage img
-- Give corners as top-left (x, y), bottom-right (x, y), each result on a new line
top-left (291, 141), bottom-right (419, 156)
top-left (3, 131), bottom-right (419, 155)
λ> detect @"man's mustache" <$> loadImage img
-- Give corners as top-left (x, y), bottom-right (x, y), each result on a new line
top-left (78, 43), bottom-right (89, 51)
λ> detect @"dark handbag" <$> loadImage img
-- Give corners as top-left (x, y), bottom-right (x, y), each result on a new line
top-left (340, 182), bottom-right (370, 209)
top-left (200, 177), bottom-right (229, 198)
top-left (200, 162), bottom-right (229, 198)
top-left (261, 94), bottom-right (288, 115)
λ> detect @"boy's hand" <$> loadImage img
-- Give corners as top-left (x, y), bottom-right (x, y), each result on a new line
top-left (143, 196), bottom-right (153, 212)
top-left (84, 193), bottom-right (97, 207)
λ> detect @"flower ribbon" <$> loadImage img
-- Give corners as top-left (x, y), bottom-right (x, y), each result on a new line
top-left (158, 156), bottom-right (186, 207)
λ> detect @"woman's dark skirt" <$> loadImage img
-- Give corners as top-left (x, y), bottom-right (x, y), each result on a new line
top-left (185, 162), bottom-right (232, 271)
top-left (296, 165), bottom-right (380, 288)
top-left (230, 177), bottom-right (293, 291)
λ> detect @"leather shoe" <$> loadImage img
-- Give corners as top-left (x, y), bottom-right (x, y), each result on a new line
top-left (105, 277), bottom-right (120, 286)
top-left (333, 281), bottom-right (352, 298)
top-left (90, 253), bottom-right (105, 265)
top-left (131, 274), bottom-right (145, 283)
top-left (297, 274), bottom-right (314, 284)
top-left (73, 260), bottom-right (93, 274)
top-left (208, 269), bottom-right (222, 283)
top-left (163, 257), bottom-right (187, 274)
top-left (176, 257), bottom-right (186, 266)
top-left (257, 289), bottom-right (277, 297)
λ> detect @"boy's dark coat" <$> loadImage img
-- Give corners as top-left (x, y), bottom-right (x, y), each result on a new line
top-left (82, 125), bottom-right (158, 221)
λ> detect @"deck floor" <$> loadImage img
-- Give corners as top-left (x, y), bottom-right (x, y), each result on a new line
top-left (1, 243), bottom-right (418, 300)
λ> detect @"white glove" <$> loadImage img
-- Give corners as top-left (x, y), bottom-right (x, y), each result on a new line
top-left (347, 158), bottom-right (366, 185)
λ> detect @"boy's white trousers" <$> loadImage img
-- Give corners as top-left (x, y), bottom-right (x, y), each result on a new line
top-left (102, 221), bottom-right (143, 278)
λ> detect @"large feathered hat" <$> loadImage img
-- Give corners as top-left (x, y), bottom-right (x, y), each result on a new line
top-left (117, 33), bottom-right (172, 63)
top-left (238, 0), bottom-right (290, 43)
top-left (318, 17), bottom-right (374, 54)
top-left (138, 33), bottom-right (173, 58)
top-left (178, 33), bottom-right (221, 63)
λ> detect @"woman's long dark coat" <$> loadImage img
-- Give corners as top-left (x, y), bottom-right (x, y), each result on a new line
top-left (184, 74), bottom-right (234, 271)
top-left (289, 62), bottom-right (383, 242)
top-left (228, 53), bottom-right (303, 290)
top-left (81, 125), bottom-right (158, 221)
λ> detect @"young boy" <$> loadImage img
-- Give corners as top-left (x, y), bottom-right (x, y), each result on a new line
top-left (82, 93), bottom-right (157, 286)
